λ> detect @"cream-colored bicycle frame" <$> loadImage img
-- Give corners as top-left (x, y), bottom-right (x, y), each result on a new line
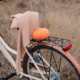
top-left (0, 36), bottom-right (56, 80)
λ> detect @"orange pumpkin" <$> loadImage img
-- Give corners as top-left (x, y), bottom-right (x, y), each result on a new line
top-left (10, 17), bottom-right (14, 23)
top-left (33, 28), bottom-right (49, 40)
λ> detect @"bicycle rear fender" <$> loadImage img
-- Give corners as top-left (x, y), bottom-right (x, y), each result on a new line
top-left (53, 46), bottom-right (80, 74)
top-left (28, 42), bottom-right (80, 74)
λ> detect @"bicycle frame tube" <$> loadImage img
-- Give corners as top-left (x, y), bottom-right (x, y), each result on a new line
top-left (0, 36), bottom-right (17, 55)
top-left (20, 72), bottom-right (42, 80)
top-left (0, 42), bottom-right (16, 69)
top-left (0, 43), bottom-right (43, 80)
top-left (0, 37), bottom-right (43, 80)
top-left (25, 48), bottom-right (46, 80)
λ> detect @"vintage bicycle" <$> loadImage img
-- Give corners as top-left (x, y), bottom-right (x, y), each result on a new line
top-left (0, 30), bottom-right (80, 80)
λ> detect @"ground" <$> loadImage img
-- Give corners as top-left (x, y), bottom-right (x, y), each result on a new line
top-left (0, 0), bottom-right (80, 79)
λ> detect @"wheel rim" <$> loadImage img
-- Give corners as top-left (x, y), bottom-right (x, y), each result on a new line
top-left (25, 48), bottom-right (79, 80)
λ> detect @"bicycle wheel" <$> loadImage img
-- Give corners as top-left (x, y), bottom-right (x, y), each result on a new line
top-left (23, 45), bottom-right (80, 80)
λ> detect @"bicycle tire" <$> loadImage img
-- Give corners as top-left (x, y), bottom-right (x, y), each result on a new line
top-left (23, 45), bottom-right (80, 80)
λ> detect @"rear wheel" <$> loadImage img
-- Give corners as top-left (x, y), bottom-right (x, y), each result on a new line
top-left (23, 45), bottom-right (80, 80)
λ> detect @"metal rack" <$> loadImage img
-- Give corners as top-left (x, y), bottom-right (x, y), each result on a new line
top-left (30, 36), bottom-right (71, 48)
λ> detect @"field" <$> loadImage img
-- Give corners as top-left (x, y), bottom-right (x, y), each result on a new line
top-left (0, 0), bottom-right (80, 80)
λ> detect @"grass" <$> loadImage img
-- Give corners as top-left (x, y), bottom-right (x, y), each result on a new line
top-left (0, 0), bottom-right (80, 79)
top-left (15, 0), bottom-right (27, 8)
top-left (0, 17), bottom-right (6, 24)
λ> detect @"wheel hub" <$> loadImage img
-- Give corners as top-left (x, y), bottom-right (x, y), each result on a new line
top-left (49, 72), bottom-right (61, 80)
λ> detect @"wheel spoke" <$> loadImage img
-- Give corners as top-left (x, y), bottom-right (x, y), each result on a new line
top-left (38, 49), bottom-right (49, 79)
top-left (59, 66), bottom-right (71, 75)
top-left (48, 51), bottom-right (53, 79)
top-left (52, 52), bottom-right (59, 72)
top-left (58, 56), bottom-right (62, 72)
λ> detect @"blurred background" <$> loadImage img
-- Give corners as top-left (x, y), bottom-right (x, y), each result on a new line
top-left (0, 0), bottom-right (80, 79)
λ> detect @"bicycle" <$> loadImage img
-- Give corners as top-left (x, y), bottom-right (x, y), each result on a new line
top-left (0, 35), bottom-right (80, 80)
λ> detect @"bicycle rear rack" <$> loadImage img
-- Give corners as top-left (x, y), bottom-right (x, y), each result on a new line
top-left (47, 36), bottom-right (71, 48)
top-left (30, 36), bottom-right (71, 49)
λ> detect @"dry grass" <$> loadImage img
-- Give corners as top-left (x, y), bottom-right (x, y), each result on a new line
top-left (0, 0), bottom-right (80, 79)
top-left (15, 0), bottom-right (27, 8)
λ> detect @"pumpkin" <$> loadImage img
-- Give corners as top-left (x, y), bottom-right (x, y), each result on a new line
top-left (10, 17), bottom-right (14, 23)
top-left (33, 28), bottom-right (49, 40)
